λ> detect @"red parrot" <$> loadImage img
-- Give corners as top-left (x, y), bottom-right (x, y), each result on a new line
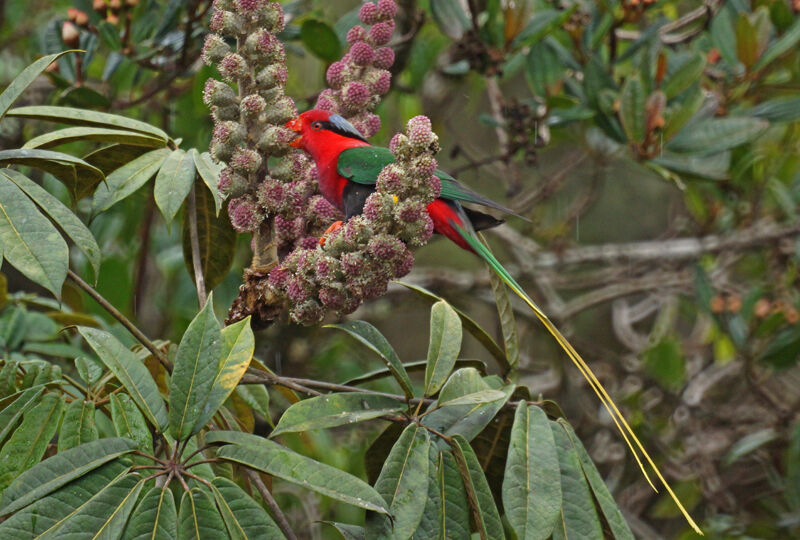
top-left (285, 109), bottom-right (701, 533)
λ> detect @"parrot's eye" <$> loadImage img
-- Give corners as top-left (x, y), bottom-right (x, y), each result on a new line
top-left (311, 121), bottom-right (323, 131)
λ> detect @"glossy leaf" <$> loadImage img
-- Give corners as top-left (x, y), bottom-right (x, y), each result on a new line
top-left (0, 51), bottom-right (78, 120)
top-left (271, 392), bottom-right (405, 436)
top-left (182, 180), bottom-right (236, 291)
top-left (1, 169), bottom-right (101, 280)
top-left (122, 486), bottom-right (177, 540)
top-left (192, 151), bottom-right (223, 216)
top-left (425, 301), bottom-right (462, 396)
top-left (0, 437), bottom-right (137, 516)
top-left (667, 117), bottom-right (768, 155)
top-left (212, 435), bottom-right (389, 514)
top-left (7, 105), bottom-right (170, 142)
top-left (78, 327), bottom-right (169, 430)
top-left (191, 316), bottom-right (254, 435)
top-left (57, 399), bottom-right (98, 452)
top-left (502, 404), bottom-right (561, 539)
top-left (0, 175), bottom-right (68, 298)
top-left (169, 293), bottom-right (221, 441)
top-left (47, 474), bottom-right (144, 538)
top-left (92, 148), bottom-right (171, 213)
top-left (178, 487), bottom-right (228, 540)
top-left (0, 392), bottom-right (63, 492)
top-left (366, 423), bottom-right (431, 538)
top-left (326, 320), bottom-right (414, 399)
top-left (110, 393), bottom-right (154, 454)
top-left (155, 149), bottom-right (196, 225)
top-left (211, 477), bottom-right (284, 539)
top-left (450, 434), bottom-right (503, 540)
top-left (22, 127), bottom-right (164, 150)
top-left (439, 451), bottom-right (470, 540)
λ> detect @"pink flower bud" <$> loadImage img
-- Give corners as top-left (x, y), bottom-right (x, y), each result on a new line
top-left (241, 94), bottom-right (266, 115)
top-left (342, 81), bottom-right (370, 110)
top-left (218, 52), bottom-right (249, 81)
top-left (372, 47), bottom-right (395, 69)
top-left (369, 21), bottom-right (394, 46)
top-left (325, 61), bottom-right (348, 89)
top-left (228, 196), bottom-right (262, 232)
top-left (350, 41), bottom-right (375, 66)
top-left (359, 2), bottom-right (379, 24)
top-left (377, 0), bottom-right (398, 18)
top-left (346, 25), bottom-right (367, 44)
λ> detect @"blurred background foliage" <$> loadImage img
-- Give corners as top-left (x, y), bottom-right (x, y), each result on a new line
top-left (1, 0), bottom-right (800, 538)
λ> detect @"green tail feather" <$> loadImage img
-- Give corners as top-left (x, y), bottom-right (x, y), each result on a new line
top-left (455, 226), bottom-right (703, 535)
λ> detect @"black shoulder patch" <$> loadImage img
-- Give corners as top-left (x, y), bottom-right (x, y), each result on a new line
top-left (323, 114), bottom-right (369, 142)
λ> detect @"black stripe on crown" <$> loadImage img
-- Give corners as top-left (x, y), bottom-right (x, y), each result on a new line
top-left (321, 114), bottom-right (369, 142)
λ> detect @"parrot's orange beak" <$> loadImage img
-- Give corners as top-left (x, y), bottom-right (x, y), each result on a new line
top-left (286, 118), bottom-right (303, 148)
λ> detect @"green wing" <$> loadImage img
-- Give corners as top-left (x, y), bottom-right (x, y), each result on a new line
top-left (337, 146), bottom-right (525, 218)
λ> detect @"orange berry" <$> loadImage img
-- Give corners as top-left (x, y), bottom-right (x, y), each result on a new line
top-left (710, 295), bottom-right (726, 314)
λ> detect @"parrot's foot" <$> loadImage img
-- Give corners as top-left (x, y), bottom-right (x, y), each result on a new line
top-left (319, 221), bottom-right (343, 246)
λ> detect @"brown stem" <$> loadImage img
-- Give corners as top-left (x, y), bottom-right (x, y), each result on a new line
top-left (132, 195), bottom-right (155, 318)
top-left (67, 269), bottom-right (171, 371)
top-left (188, 185), bottom-right (208, 308)
top-left (245, 469), bottom-right (298, 540)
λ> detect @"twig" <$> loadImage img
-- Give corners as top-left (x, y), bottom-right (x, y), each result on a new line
top-left (245, 469), bottom-right (298, 540)
top-left (188, 185), bottom-right (208, 308)
top-left (485, 77), bottom-right (521, 195)
top-left (67, 269), bottom-right (171, 370)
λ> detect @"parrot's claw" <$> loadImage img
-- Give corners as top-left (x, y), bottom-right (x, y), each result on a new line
top-left (319, 221), bottom-right (343, 246)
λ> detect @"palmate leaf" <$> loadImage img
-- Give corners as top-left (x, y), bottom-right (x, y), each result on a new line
top-left (78, 327), bottom-right (169, 431)
top-left (110, 393), bottom-right (153, 454)
top-left (92, 148), bottom-right (171, 213)
top-left (22, 127), bottom-right (165, 150)
top-left (83, 144), bottom-right (151, 176)
top-left (177, 487), bottom-right (228, 540)
top-left (2, 169), bottom-right (100, 280)
top-left (190, 316), bottom-right (254, 436)
top-left (211, 478), bottom-right (284, 540)
top-left (450, 434), bottom-right (503, 540)
top-left (326, 320), bottom-right (414, 399)
top-left (0, 437), bottom-right (138, 517)
top-left (155, 149), bottom-right (196, 225)
top-left (366, 424), bottom-right (431, 538)
top-left (502, 404), bottom-right (561, 540)
top-left (57, 399), bottom-right (99, 452)
top-left (271, 392), bottom-right (406, 436)
top-left (425, 301), bottom-right (462, 397)
top-left (0, 148), bottom-right (105, 202)
top-left (208, 431), bottom-right (390, 514)
top-left (122, 486), bottom-right (177, 540)
top-left (0, 461), bottom-right (129, 539)
top-left (0, 385), bottom-right (45, 447)
top-left (0, 51), bottom-right (79, 120)
top-left (0, 392), bottom-right (64, 492)
top-left (6, 106), bottom-right (170, 142)
top-left (0, 173), bottom-right (69, 298)
top-left (169, 293), bottom-right (222, 441)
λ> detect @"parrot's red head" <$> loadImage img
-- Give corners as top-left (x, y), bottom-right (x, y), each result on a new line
top-left (285, 110), bottom-right (370, 158)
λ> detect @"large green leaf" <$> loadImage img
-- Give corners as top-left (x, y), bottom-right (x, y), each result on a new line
top-left (83, 144), bottom-right (152, 176)
top-left (0, 461), bottom-right (129, 538)
top-left (177, 487), bottom-right (228, 540)
top-left (748, 96), bottom-right (800, 123)
top-left (619, 75), bottom-right (646, 143)
top-left (212, 434), bottom-right (389, 514)
top-left (396, 282), bottom-right (508, 371)
top-left (323, 522), bottom-right (364, 539)
top-left (550, 421), bottom-right (603, 539)
top-left (271, 392), bottom-right (406, 436)
top-left (0, 51), bottom-right (78, 120)
top-left (211, 477), bottom-right (284, 540)
top-left (57, 399), bottom-right (99, 452)
top-left (7, 105), bottom-right (170, 142)
top-left (0, 437), bottom-right (137, 516)
top-left (502, 404), bottom-right (561, 540)
top-left (0, 385), bottom-right (45, 447)
top-left (44, 474), bottom-right (144, 539)
top-left (667, 117), bottom-right (768, 155)
top-left (752, 15), bottom-right (800, 71)
top-left (0, 175), bottom-right (68, 298)
top-left (450, 435), bottom-right (503, 540)
top-left (430, 0), bottom-right (471, 39)
top-left (22, 127), bottom-right (165, 150)
top-left (191, 151), bottom-right (223, 216)
top-left (366, 424), bottom-right (431, 538)
top-left (182, 179), bottom-right (236, 291)
top-left (652, 151), bottom-right (730, 180)
top-left (0, 392), bottom-right (63, 492)
top-left (190, 316), bottom-right (254, 436)
top-left (155, 149), bottom-right (196, 225)
top-left (424, 301), bottom-right (462, 397)
top-left (510, 8), bottom-right (576, 50)
top-left (662, 53), bottom-right (706, 99)
top-left (300, 19), bottom-right (342, 63)
top-left (122, 486), bottom-right (177, 540)
top-left (92, 148), bottom-right (171, 213)
top-left (487, 269), bottom-right (519, 375)
top-left (0, 148), bottom-right (105, 202)
top-left (327, 321), bottom-right (414, 399)
top-left (169, 293), bottom-right (222, 441)
top-left (438, 451), bottom-right (470, 540)
top-left (560, 421), bottom-right (634, 539)
top-left (110, 393), bottom-right (154, 454)
top-left (1, 168), bottom-right (101, 280)
top-left (413, 444), bottom-right (442, 540)
top-left (78, 327), bottom-right (169, 430)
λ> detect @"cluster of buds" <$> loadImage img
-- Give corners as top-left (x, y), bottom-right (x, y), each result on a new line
top-left (202, 0), bottom-right (330, 247)
top-left (315, 0), bottom-right (397, 138)
top-left (269, 115), bottom-right (441, 324)
top-left (61, 8), bottom-right (90, 48)
top-left (92, 0), bottom-right (138, 26)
